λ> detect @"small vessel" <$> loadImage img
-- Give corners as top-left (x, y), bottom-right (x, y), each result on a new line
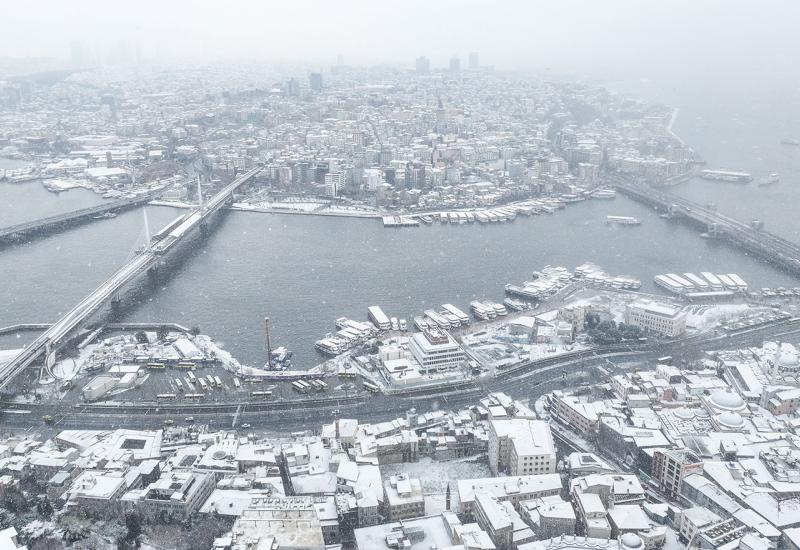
top-left (781, 138), bottom-right (800, 146)
top-left (758, 173), bottom-right (780, 186)
top-left (591, 188), bottom-right (616, 199)
top-left (399, 319), bottom-right (407, 331)
top-left (92, 212), bottom-right (118, 220)
top-left (699, 169), bottom-right (752, 183)
top-left (606, 215), bottom-right (641, 225)
top-left (390, 317), bottom-right (399, 331)
top-left (419, 215), bottom-right (433, 224)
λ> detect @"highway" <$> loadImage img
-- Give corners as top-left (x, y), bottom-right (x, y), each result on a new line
top-left (0, 167), bottom-right (261, 391)
top-left (5, 315), bottom-right (799, 432)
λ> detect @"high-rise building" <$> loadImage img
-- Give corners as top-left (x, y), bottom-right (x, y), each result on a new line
top-left (309, 72), bottom-right (323, 92)
top-left (469, 52), bottom-right (479, 69)
top-left (449, 55), bottom-right (461, 73)
top-left (415, 56), bottom-right (430, 74)
top-left (284, 78), bottom-right (300, 97)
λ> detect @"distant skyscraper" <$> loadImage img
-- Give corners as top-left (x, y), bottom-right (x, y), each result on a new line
top-left (449, 55), bottom-right (461, 73)
top-left (469, 52), bottom-right (479, 69)
top-left (284, 78), bottom-right (300, 97)
top-left (309, 72), bottom-right (323, 92)
top-left (415, 56), bottom-right (430, 75)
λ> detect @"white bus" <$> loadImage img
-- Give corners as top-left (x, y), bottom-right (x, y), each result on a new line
top-left (214, 376), bottom-right (223, 388)
top-left (251, 390), bottom-right (273, 399)
top-left (174, 379), bottom-right (184, 391)
top-left (233, 377), bottom-right (241, 389)
top-left (156, 393), bottom-right (177, 400)
top-left (187, 371), bottom-right (197, 382)
top-left (292, 381), bottom-right (309, 393)
top-left (198, 379), bottom-right (209, 391)
top-left (185, 393), bottom-right (204, 400)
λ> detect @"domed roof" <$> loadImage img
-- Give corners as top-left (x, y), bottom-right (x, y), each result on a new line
top-left (717, 411), bottom-right (745, 429)
top-left (674, 408), bottom-right (694, 420)
top-left (620, 533), bottom-right (644, 550)
top-left (710, 390), bottom-right (745, 411)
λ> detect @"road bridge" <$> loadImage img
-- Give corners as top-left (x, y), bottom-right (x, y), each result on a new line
top-left (616, 182), bottom-right (800, 275)
top-left (0, 167), bottom-right (261, 391)
top-left (0, 192), bottom-right (162, 244)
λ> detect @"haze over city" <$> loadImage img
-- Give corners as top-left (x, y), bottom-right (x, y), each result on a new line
top-left (2, 0), bottom-right (799, 83)
top-left (3, 2), bottom-right (800, 550)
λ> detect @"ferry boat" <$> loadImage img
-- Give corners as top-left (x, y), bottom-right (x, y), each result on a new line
top-left (441, 304), bottom-right (470, 325)
top-left (591, 188), bottom-right (616, 199)
top-left (699, 169), bottom-right (752, 183)
top-left (606, 216), bottom-right (641, 226)
top-left (503, 297), bottom-right (528, 311)
top-left (399, 319), bottom-right (407, 331)
top-left (758, 173), bottom-right (780, 186)
top-left (470, 301), bottom-right (496, 321)
top-left (315, 336), bottom-right (345, 356)
top-left (413, 316), bottom-right (429, 331)
top-left (419, 215), bottom-right (434, 224)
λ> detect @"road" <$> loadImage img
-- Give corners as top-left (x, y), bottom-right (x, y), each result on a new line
top-left (5, 317), bottom-right (799, 433)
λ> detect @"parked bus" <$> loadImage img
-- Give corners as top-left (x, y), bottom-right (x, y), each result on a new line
top-left (251, 391), bottom-right (273, 399)
top-left (147, 363), bottom-right (166, 370)
top-left (185, 393), bottom-right (204, 399)
top-left (657, 356), bottom-right (673, 365)
top-left (187, 371), bottom-right (197, 382)
top-left (310, 380), bottom-right (328, 392)
top-left (185, 379), bottom-right (195, 391)
top-left (213, 376), bottom-right (223, 388)
top-left (177, 362), bottom-right (196, 369)
top-left (206, 375), bottom-right (215, 388)
top-left (198, 379), bottom-right (209, 391)
top-left (156, 393), bottom-right (177, 400)
top-left (292, 381), bottom-right (308, 393)
top-left (233, 377), bottom-right (241, 389)
top-left (174, 379), bottom-right (184, 391)
top-left (363, 381), bottom-right (380, 394)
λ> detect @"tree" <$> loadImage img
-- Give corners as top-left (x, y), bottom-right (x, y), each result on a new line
top-left (37, 496), bottom-right (54, 519)
top-left (118, 510), bottom-right (142, 550)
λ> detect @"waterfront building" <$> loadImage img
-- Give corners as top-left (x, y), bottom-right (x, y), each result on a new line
top-left (408, 328), bottom-right (466, 373)
top-left (624, 300), bottom-right (686, 337)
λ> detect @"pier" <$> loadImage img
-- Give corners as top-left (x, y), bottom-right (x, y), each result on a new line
top-left (616, 182), bottom-right (800, 275)
top-left (0, 168), bottom-right (262, 391)
top-left (0, 193), bottom-right (160, 244)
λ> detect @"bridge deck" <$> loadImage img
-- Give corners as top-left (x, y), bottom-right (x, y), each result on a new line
top-left (0, 167), bottom-right (261, 390)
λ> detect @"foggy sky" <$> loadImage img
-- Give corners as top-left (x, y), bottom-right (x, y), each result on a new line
top-left (3, 0), bottom-right (800, 82)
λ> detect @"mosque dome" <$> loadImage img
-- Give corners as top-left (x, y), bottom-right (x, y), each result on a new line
top-left (620, 533), bottom-right (644, 550)
top-left (709, 390), bottom-right (745, 411)
top-left (717, 411), bottom-right (745, 429)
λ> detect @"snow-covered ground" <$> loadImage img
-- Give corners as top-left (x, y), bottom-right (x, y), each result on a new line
top-left (380, 455), bottom-right (491, 495)
top-left (683, 303), bottom-right (752, 332)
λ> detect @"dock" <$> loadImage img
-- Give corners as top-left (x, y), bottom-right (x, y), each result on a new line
top-left (382, 216), bottom-right (419, 228)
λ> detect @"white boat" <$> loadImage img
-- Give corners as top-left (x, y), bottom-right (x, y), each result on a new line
top-left (399, 319), bottom-right (407, 331)
top-left (592, 189), bottom-right (616, 199)
top-left (758, 173), bottom-right (780, 186)
top-left (606, 215), bottom-right (641, 225)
